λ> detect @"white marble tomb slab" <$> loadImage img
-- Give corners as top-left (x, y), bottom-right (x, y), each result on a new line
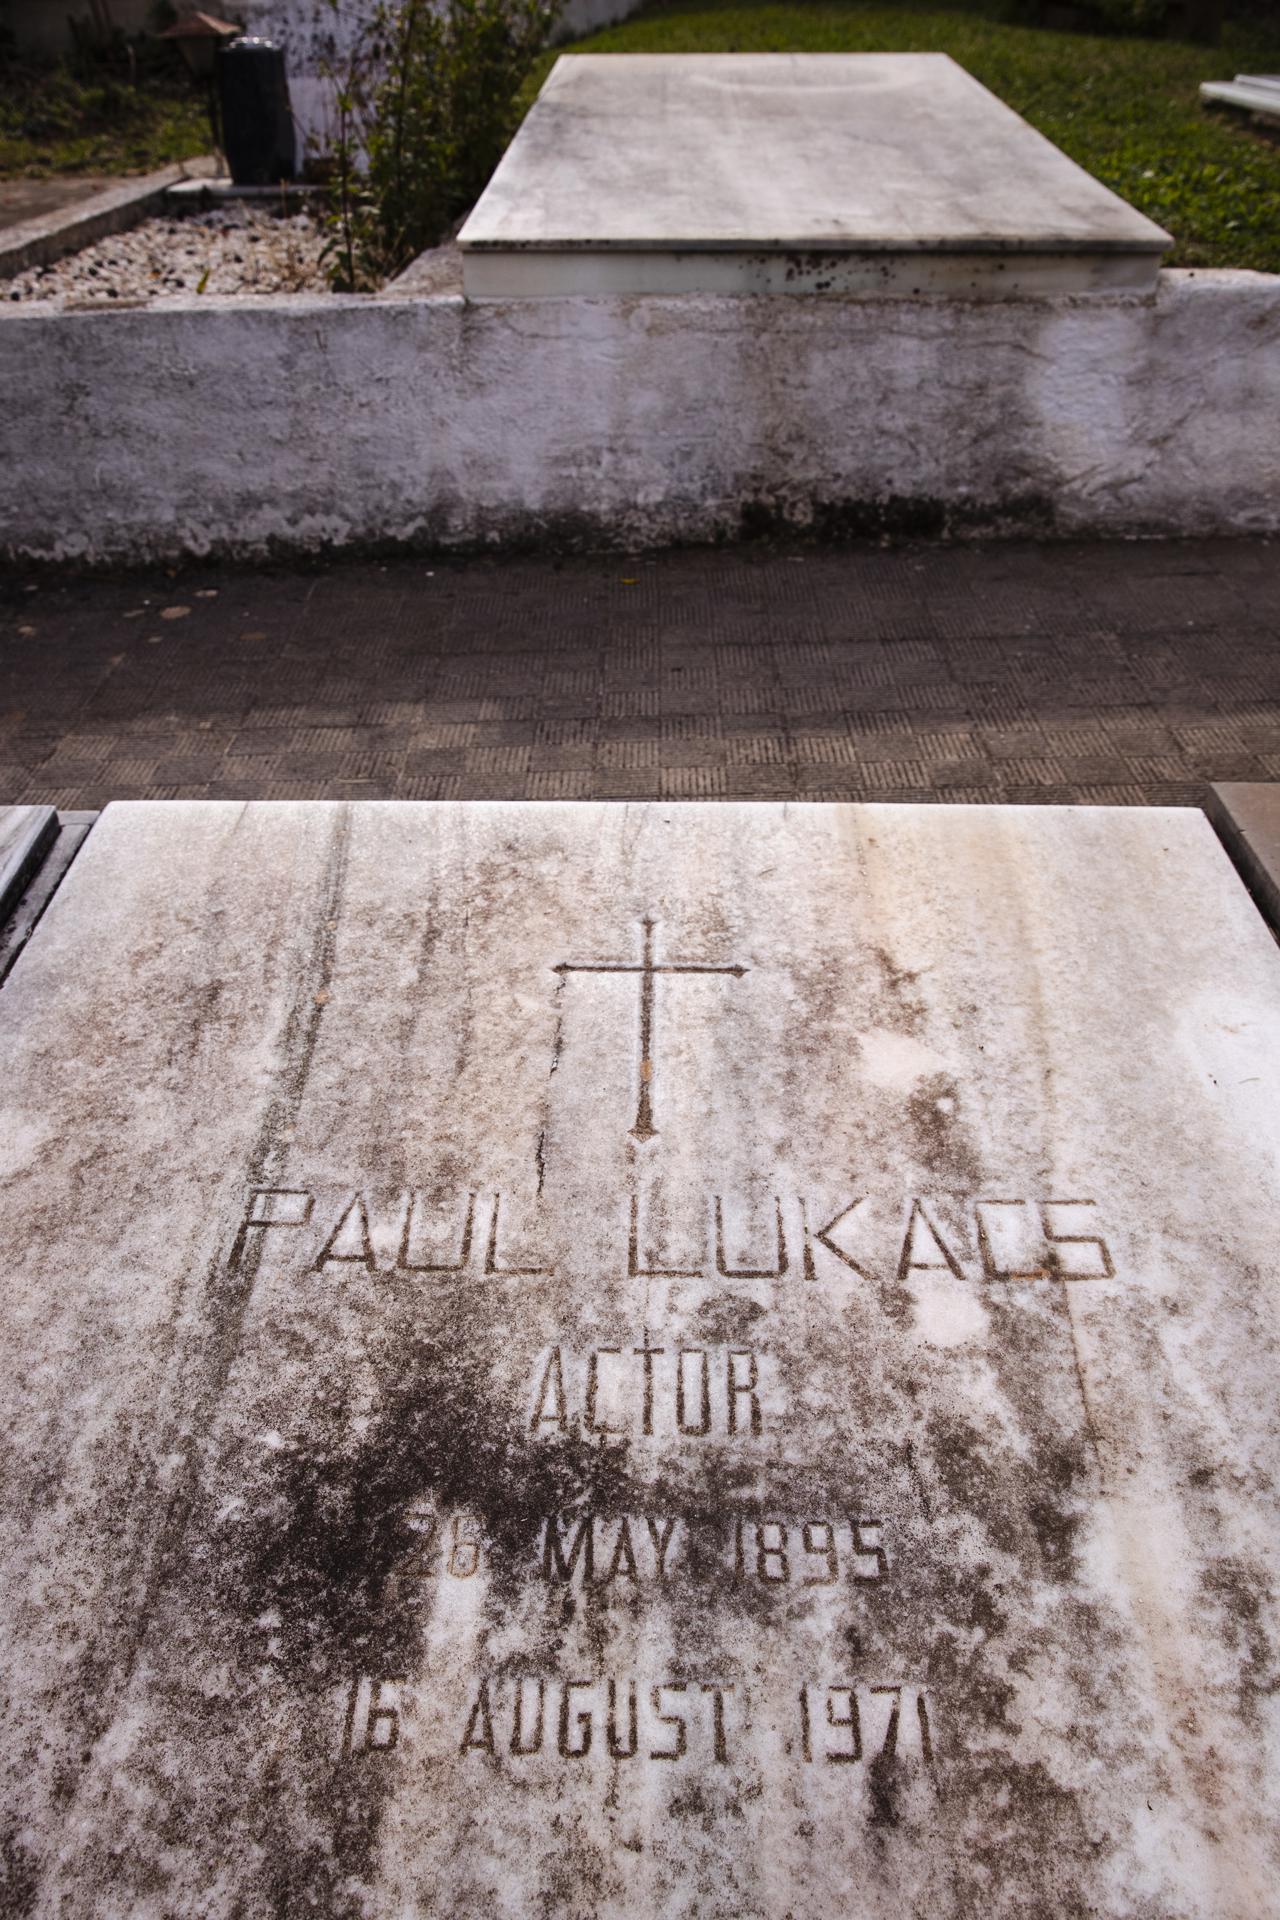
top-left (1, 798), bottom-right (1279, 1919)
top-left (1200, 74), bottom-right (1280, 126)
top-left (458, 54), bottom-right (1170, 297)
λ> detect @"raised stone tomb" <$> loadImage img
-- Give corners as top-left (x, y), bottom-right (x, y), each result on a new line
top-left (1, 799), bottom-right (1278, 1917)
top-left (458, 54), bottom-right (1171, 297)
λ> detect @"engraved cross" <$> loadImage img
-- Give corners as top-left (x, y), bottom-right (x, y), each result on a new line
top-left (554, 918), bottom-right (747, 1141)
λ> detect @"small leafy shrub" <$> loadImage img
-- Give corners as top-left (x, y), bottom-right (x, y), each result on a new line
top-left (322, 0), bottom-right (551, 292)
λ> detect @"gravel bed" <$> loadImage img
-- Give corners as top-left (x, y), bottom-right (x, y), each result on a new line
top-left (6, 203), bottom-right (329, 306)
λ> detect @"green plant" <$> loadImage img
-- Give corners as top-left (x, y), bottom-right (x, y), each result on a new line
top-left (322, 0), bottom-right (551, 292)
top-left (0, 47), bottom-right (207, 175)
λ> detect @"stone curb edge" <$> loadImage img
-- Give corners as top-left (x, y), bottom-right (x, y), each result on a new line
top-left (0, 156), bottom-right (219, 283)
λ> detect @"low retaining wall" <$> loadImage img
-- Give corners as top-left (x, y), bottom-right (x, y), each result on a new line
top-left (2, 270), bottom-right (1277, 565)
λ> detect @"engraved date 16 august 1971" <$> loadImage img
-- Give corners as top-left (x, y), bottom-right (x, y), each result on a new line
top-left (341, 1673), bottom-right (934, 1772)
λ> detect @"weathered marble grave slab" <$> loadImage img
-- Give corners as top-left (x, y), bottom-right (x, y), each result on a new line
top-left (458, 54), bottom-right (1170, 297)
top-left (2, 799), bottom-right (1279, 1918)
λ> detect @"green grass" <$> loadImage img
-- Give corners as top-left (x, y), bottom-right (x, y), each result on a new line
top-left (538, 0), bottom-right (1280, 270)
top-left (0, 61), bottom-right (208, 178)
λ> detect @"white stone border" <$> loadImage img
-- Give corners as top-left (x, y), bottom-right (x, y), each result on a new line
top-left (1, 269), bottom-right (1277, 564)
top-left (0, 158), bottom-right (218, 283)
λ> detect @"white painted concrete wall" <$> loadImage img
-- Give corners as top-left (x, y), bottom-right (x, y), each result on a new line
top-left (2, 272), bottom-right (1276, 564)
top-left (551, 0), bottom-right (644, 43)
top-left (234, 0), bottom-right (379, 156)
top-left (6, 0), bottom-right (153, 56)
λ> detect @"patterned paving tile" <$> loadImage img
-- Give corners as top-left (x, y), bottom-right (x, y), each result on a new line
top-left (3, 538), bottom-right (1278, 810)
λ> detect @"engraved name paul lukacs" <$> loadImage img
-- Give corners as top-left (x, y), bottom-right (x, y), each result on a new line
top-left (231, 1186), bottom-right (1116, 1286)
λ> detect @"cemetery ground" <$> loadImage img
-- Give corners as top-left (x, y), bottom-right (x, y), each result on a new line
top-left (0, 47), bottom-right (205, 183)
top-left (3, 0), bottom-right (1279, 274)
top-left (3, 537), bottom-right (1279, 810)
top-left (0, 41), bottom-right (208, 247)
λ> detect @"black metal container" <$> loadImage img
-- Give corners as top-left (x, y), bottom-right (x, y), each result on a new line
top-left (218, 36), bottom-right (296, 186)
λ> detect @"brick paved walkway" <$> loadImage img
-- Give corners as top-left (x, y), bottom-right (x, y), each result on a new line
top-left (2, 538), bottom-right (1278, 808)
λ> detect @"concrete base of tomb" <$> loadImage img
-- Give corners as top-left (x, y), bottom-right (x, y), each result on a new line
top-left (460, 246), bottom-right (1161, 300)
